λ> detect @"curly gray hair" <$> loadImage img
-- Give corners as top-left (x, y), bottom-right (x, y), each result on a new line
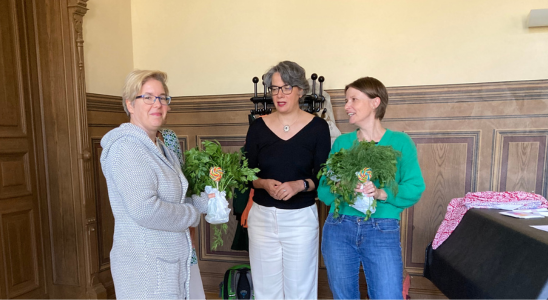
top-left (263, 61), bottom-right (310, 96)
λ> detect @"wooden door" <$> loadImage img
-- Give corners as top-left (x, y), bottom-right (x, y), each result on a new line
top-left (0, 0), bottom-right (46, 298)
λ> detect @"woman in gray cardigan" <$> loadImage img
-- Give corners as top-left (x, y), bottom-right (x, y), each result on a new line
top-left (100, 70), bottom-right (212, 299)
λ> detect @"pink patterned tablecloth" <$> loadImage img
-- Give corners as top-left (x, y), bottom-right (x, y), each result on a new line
top-left (432, 191), bottom-right (548, 249)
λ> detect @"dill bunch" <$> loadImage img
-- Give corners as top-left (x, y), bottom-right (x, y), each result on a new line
top-left (319, 140), bottom-right (400, 218)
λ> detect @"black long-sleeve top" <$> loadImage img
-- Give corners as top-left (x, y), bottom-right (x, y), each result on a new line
top-left (244, 116), bottom-right (331, 209)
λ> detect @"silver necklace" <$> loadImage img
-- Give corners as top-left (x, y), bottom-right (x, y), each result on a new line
top-left (278, 113), bottom-right (298, 132)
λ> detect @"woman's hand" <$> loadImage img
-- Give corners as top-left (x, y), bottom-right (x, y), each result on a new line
top-left (207, 193), bottom-right (215, 199)
top-left (273, 180), bottom-right (303, 201)
top-left (254, 178), bottom-right (282, 199)
top-left (355, 181), bottom-right (387, 201)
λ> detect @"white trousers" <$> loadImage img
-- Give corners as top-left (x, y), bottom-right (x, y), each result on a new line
top-left (248, 202), bottom-right (319, 300)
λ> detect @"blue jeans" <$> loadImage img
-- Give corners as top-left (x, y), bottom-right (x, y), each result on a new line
top-left (321, 213), bottom-right (403, 299)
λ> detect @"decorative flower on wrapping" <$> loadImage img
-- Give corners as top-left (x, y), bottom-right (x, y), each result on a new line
top-left (356, 167), bottom-right (372, 183)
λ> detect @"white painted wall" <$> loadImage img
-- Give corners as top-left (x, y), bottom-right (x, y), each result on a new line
top-left (85, 0), bottom-right (548, 96)
top-left (84, 0), bottom-right (134, 96)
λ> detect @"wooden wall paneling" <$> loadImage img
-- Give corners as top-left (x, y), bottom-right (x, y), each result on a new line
top-left (178, 136), bottom-right (188, 154)
top-left (35, 0), bottom-right (79, 289)
top-left (0, 0), bottom-right (47, 298)
top-left (403, 131), bottom-right (479, 274)
top-left (0, 154), bottom-right (32, 199)
top-left (1, 209), bottom-right (39, 298)
top-left (0, 0), bottom-right (24, 136)
top-left (198, 196), bottom-right (247, 257)
top-left (86, 93), bottom-right (129, 131)
top-left (91, 139), bottom-right (116, 297)
top-left (491, 130), bottom-right (548, 195)
top-left (68, 2), bottom-right (106, 297)
top-left (399, 132), bottom-right (480, 299)
top-left (87, 93), bottom-right (125, 112)
top-left (31, 0), bottom-right (106, 298)
top-left (91, 140), bottom-right (113, 270)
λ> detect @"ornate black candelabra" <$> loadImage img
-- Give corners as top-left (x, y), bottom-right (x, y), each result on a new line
top-left (249, 76), bottom-right (272, 116)
top-left (249, 73), bottom-right (327, 124)
top-left (302, 74), bottom-right (326, 114)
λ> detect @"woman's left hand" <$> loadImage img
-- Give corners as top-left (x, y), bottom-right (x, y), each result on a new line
top-left (355, 181), bottom-right (388, 201)
top-left (273, 180), bottom-right (302, 201)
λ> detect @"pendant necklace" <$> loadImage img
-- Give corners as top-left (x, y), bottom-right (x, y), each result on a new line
top-left (278, 113), bottom-right (299, 132)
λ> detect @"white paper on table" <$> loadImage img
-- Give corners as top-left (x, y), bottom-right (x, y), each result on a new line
top-left (499, 211), bottom-right (545, 219)
top-left (530, 225), bottom-right (548, 232)
top-left (513, 208), bottom-right (548, 216)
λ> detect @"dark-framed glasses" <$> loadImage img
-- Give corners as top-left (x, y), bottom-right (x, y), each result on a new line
top-left (269, 85), bottom-right (295, 95)
top-left (136, 94), bottom-right (172, 105)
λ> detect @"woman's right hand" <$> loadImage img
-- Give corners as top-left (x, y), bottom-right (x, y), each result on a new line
top-left (354, 181), bottom-right (387, 201)
top-left (254, 178), bottom-right (282, 200)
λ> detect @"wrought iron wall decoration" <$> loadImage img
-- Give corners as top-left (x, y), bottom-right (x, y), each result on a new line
top-left (248, 74), bottom-right (327, 124)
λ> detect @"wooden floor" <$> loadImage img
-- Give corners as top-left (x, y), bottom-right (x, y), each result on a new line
top-left (205, 291), bottom-right (219, 299)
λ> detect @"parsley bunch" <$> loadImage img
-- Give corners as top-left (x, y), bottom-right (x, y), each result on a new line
top-left (184, 140), bottom-right (259, 250)
top-left (184, 140), bottom-right (259, 199)
top-left (318, 140), bottom-right (400, 219)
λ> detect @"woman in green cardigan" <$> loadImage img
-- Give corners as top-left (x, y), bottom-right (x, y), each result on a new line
top-left (317, 77), bottom-right (425, 299)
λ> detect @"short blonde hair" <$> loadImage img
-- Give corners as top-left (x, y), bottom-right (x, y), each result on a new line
top-left (122, 70), bottom-right (169, 115)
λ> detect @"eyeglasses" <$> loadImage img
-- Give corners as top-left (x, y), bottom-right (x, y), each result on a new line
top-left (269, 85), bottom-right (295, 96)
top-left (136, 94), bottom-right (172, 105)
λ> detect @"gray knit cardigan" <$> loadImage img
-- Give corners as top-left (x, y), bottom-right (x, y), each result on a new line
top-left (100, 123), bottom-right (209, 299)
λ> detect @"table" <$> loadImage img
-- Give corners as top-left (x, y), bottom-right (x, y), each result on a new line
top-left (424, 208), bottom-right (548, 299)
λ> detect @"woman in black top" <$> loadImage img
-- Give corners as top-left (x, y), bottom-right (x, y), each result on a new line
top-left (244, 61), bottom-right (331, 299)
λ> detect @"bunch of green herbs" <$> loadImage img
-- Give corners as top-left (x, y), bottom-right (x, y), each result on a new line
top-left (183, 140), bottom-right (259, 250)
top-left (318, 140), bottom-right (400, 219)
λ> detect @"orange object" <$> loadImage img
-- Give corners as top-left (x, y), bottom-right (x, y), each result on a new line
top-left (403, 272), bottom-right (411, 299)
top-left (241, 189), bottom-right (254, 228)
